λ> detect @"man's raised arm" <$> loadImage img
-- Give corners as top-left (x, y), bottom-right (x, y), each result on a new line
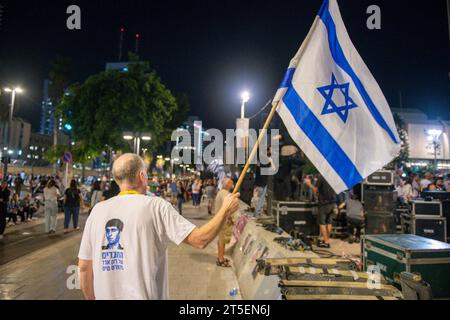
top-left (184, 193), bottom-right (240, 249)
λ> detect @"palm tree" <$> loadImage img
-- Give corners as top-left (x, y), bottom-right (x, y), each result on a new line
top-left (48, 56), bottom-right (72, 173)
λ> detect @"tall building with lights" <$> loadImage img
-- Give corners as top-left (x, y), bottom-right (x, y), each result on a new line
top-left (40, 80), bottom-right (54, 135)
top-left (40, 79), bottom-right (64, 136)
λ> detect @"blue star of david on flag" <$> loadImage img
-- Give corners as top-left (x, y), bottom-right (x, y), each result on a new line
top-left (318, 73), bottom-right (358, 123)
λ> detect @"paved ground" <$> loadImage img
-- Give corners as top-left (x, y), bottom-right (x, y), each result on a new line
top-left (0, 201), bottom-right (241, 300)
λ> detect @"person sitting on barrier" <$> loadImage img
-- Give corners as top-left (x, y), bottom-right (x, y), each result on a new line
top-left (338, 190), bottom-right (365, 244)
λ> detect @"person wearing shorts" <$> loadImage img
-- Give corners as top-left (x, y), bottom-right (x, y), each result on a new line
top-left (215, 178), bottom-right (235, 267)
top-left (305, 175), bottom-right (336, 248)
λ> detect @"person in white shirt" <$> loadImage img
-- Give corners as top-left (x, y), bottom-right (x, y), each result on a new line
top-left (396, 178), bottom-right (413, 204)
top-left (412, 174), bottom-right (421, 198)
top-left (43, 179), bottom-right (61, 234)
top-left (90, 180), bottom-right (103, 211)
top-left (420, 172), bottom-right (433, 191)
top-left (78, 154), bottom-right (240, 300)
top-left (192, 180), bottom-right (201, 208)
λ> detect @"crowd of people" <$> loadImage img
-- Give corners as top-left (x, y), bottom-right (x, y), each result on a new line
top-left (3, 165), bottom-right (449, 260)
top-left (143, 177), bottom-right (219, 216)
top-left (395, 172), bottom-right (450, 204)
top-left (0, 172), bottom-right (122, 241)
top-left (0, 171), bottom-right (229, 243)
top-left (0, 173), bottom-right (41, 241)
top-left (247, 169), bottom-right (450, 248)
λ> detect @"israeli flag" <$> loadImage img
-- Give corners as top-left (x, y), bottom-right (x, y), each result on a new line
top-left (274, 0), bottom-right (400, 194)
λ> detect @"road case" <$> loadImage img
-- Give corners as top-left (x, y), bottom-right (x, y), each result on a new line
top-left (280, 279), bottom-right (401, 300)
top-left (410, 200), bottom-right (442, 218)
top-left (402, 215), bottom-right (447, 243)
top-left (443, 200), bottom-right (450, 241)
top-left (363, 234), bottom-right (450, 298)
top-left (272, 201), bottom-right (319, 236)
top-left (257, 257), bottom-right (402, 300)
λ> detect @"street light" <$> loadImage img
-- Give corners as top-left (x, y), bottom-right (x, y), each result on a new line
top-left (2, 87), bottom-right (24, 180)
top-left (240, 91), bottom-right (250, 119)
top-left (123, 132), bottom-right (151, 155)
top-left (123, 132), bottom-right (134, 140)
top-left (427, 129), bottom-right (443, 174)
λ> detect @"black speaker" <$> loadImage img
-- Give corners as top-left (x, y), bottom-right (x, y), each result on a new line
top-left (365, 213), bottom-right (396, 235)
top-left (410, 200), bottom-right (442, 217)
top-left (414, 217), bottom-right (447, 242)
top-left (363, 190), bottom-right (396, 214)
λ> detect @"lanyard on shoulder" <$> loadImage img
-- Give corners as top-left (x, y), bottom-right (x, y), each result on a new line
top-left (118, 190), bottom-right (140, 196)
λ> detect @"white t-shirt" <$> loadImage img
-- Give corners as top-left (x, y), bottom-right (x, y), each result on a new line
top-left (43, 186), bottom-right (60, 201)
top-left (420, 179), bottom-right (432, 190)
top-left (78, 194), bottom-right (196, 300)
top-left (396, 184), bottom-right (413, 200)
top-left (192, 183), bottom-right (200, 194)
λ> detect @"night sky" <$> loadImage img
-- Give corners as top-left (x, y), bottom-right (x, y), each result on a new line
top-left (0, 0), bottom-right (449, 132)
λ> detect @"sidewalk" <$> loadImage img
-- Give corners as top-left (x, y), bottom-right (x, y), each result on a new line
top-left (168, 202), bottom-right (241, 300)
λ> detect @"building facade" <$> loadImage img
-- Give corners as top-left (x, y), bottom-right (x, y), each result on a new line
top-left (0, 117), bottom-right (31, 158)
top-left (393, 108), bottom-right (450, 171)
top-left (25, 132), bottom-right (53, 166)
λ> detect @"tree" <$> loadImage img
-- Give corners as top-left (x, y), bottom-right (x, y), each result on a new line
top-left (390, 113), bottom-right (410, 170)
top-left (43, 144), bottom-right (67, 166)
top-left (71, 141), bottom-right (99, 181)
top-left (59, 53), bottom-right (180, 155)
top-left (44, 142), bottom-right (99, 181)
top-left (49, 56), bottom-right (72, 103)
top-left (48, 56), bottom-right (72, 172)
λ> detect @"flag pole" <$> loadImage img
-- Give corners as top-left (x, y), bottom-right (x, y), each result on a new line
top-left (233, 100), bottom-right (280, 194)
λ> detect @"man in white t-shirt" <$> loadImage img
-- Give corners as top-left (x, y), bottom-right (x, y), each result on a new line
top-left (78, 154), bottom-right (240, 300)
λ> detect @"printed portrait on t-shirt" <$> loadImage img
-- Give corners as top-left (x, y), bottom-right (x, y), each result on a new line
top-left (102, 219), bottom-right (124, 250)
top-left (101, 219), bottom-right (125, 272)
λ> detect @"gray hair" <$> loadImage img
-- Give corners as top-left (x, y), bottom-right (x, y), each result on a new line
top-left (112, 153), bottom-right (147, 185)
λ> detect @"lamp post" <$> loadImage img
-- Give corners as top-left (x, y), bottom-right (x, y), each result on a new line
top-left (240, 91), bottom-right (250, 119)
top-left (123, 132), bottom-right (151, 155)
top-left (2, 87), bottom-right (23, 180)
top-left (237, 90), bottom-right (250, 162)
top-left (427, 129), bottom-right (442, 174)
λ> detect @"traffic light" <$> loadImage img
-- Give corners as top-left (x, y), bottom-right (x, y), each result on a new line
top-left (1, 156), bottom-right (11, 164)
